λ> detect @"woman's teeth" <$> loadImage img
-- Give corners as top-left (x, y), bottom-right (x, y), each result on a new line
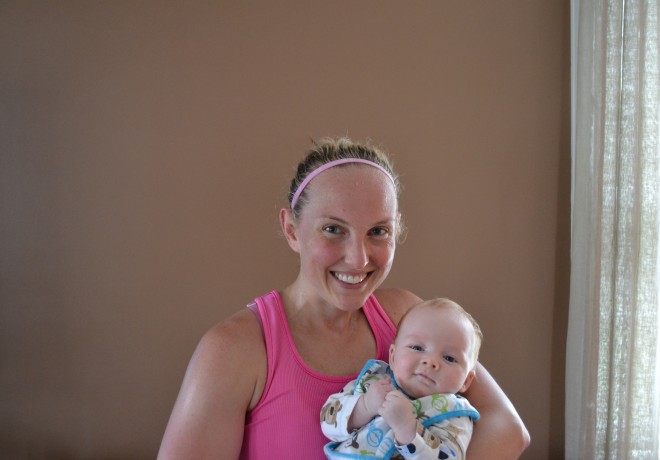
top-left (334, 273), bottom-right (367, 284)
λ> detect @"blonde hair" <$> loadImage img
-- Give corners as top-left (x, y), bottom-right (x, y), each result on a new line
top-left (288, 137), bottom-right (401, 208)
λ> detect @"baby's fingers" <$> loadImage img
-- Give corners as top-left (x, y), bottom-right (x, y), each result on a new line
top-left (385, 390), bottom-right (405, 401)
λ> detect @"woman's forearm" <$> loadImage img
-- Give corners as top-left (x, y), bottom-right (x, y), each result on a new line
top-left (463, 363), bottom-right (530, 459)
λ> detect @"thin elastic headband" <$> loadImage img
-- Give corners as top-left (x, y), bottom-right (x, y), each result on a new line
top-left (290, 158), bottom-right (395, 209)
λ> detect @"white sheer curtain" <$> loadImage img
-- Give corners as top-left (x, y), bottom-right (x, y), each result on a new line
top-left (567, 0), bottom-right (660, 459)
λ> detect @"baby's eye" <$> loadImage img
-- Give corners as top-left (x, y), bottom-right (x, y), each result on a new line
top-left (408, 345), bottom-right (424, 351)
top-left (443, 355), bottom-right (458, 364)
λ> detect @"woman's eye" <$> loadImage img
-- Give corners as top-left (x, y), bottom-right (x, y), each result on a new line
top-left (371, 227), bottom-right (390, 237)
top-left (323, 225), bottom-right (340, 234)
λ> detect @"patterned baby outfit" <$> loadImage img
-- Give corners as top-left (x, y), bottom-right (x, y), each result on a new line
top-left (321, 360), bottom-right (479, 460)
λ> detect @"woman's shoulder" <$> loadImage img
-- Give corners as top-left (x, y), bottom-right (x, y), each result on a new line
top-left (200, 307), bottom-right (265, 363)
top-left (373, 287), bottom-right (423, 327)
top-left (191, 307), bottom-right (267, 409)
top-left (158, 307), bottom-right (267, 458)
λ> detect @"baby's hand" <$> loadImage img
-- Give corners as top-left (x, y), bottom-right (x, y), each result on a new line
top-left (363, 378), bottom-right (392, 417)
top-left (349, 378), bottom-right (394, 430)
top-left (379, 390), bottom-right (417, 445)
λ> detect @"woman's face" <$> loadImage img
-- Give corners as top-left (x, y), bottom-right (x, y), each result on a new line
top-left (285, 165), bottom-right (399, 311)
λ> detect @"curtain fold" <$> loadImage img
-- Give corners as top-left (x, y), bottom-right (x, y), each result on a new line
top-left (567, 0), bottom-right (660, 458)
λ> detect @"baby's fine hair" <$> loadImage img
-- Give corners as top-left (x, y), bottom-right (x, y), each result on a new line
top-left (288, 137), bottom-right (400, 218)
top-left (396, 298), bottom-right (483, 370)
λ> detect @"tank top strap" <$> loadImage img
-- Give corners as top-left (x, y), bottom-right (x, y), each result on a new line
top-left (362, 293), bottom-right (397, 360)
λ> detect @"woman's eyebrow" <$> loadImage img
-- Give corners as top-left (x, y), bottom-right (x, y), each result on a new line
top-left (321, 216), bottom-right (395, 227)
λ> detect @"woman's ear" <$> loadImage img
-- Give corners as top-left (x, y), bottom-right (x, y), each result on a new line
top-left (395, 211), bottom-right (407, 244)
top-left (279, 208), bottom-right (300, 253)
top-left (459, 369), bottom-right (476, 394)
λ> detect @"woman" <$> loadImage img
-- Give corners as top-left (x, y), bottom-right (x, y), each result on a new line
top-left (158, 138), bottom-right (530, 459)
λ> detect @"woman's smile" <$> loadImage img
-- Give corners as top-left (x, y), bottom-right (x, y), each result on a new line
top-left (332, 271), bottom-right (369, 285)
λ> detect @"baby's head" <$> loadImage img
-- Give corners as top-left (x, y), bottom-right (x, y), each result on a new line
top-left (389, 298), bottom-right (483, 398)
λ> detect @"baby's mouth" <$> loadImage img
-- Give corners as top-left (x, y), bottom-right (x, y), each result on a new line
top-left (416, 373), bottom-right (436, 385)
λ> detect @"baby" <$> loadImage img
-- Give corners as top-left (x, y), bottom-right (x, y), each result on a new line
top-left (320, 298), bottom-right (482, 459)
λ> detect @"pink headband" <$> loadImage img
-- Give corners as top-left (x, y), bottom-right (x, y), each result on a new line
top-left (290, 158), bottom-right (395, 209)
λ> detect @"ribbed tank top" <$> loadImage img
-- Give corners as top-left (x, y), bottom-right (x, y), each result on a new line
top-left (239, 290), bottom-right (396, 460)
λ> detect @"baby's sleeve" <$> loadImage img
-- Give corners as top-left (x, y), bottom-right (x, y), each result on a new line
top-left (395, 432), bottom-right (439, 460)
top-left (401, 416), bottom-right (473, 460)
top-left (319, 379), bottom-right (362, 441)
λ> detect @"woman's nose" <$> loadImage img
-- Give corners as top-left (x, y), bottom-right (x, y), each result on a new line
top-left (345, 237), bottom-right (369, 268)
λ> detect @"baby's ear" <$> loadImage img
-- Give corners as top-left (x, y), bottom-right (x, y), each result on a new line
top-left (459, 369), bottom-right (476, 394)
top-left (388, 343), bottom-right (396, 365)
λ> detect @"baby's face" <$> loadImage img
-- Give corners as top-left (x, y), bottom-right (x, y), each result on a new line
top-left (389, 304), bottom-right (476, 398)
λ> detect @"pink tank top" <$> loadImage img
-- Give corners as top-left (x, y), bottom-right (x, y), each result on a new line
top-left (239, 290), bottom-right (396, 459)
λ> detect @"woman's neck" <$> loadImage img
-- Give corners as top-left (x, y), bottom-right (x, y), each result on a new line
top-left (280, 283), bottom-right (361, 333)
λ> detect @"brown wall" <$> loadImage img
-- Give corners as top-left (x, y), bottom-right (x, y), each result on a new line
top-left (0, 2), bottom-right (570, 459)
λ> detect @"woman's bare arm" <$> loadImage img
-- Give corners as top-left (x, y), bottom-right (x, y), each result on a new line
top-left (158, 309), bottom-right (266, 460)
top-left (374, 287), bottom-right (423, 325)
top-left (463, 363), bottom-right (530, 459)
